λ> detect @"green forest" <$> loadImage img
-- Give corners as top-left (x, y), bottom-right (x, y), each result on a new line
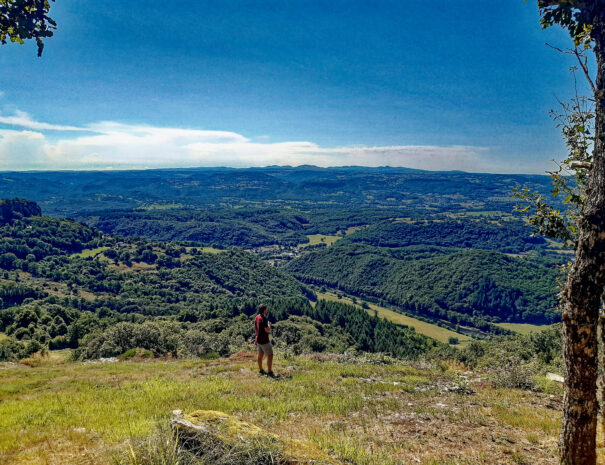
top-left (0, 199), bottom-right (436, 362)
top-left (0, 194), bottom-right (563, 364)
top-left (286, 243), bottom-right (560, 327)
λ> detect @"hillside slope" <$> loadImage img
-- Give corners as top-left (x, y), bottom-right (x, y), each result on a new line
top-left (0, 200), bottom-right (434, 361)
top-left (0, 353), bottom-right (564, 465)
top-left (286, 242), bottom-right (560, 329)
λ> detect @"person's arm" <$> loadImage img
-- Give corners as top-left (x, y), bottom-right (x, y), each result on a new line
top-left (265, 320), bottom-right (271, 333)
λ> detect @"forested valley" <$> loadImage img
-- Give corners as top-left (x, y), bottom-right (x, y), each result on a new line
top-left (0, 167), bottom-right (565, 365)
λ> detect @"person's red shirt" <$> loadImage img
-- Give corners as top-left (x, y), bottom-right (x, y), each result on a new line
top-left (255, 313), bottom-right (270, 344)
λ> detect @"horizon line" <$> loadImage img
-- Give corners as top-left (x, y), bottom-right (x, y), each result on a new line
top-left (0, 164), bottom-right (551, 177)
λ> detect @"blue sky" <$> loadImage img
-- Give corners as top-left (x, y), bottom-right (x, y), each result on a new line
top-left (0, 0), bottom-right (592, 173)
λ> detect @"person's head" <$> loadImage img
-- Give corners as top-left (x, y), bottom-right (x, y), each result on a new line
top-left (258, 303), bottom-right (268, 316)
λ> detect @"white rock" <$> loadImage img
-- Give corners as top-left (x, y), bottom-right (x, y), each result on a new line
top-left (546, 373), bottom-right (564, 383)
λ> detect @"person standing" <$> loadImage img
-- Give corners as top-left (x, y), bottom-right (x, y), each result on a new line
top-left (255, 304), bottom-right (275, 377)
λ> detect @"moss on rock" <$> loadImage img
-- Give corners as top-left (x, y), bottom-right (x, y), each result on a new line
top-left (171, 409), bottom-right (339, 464)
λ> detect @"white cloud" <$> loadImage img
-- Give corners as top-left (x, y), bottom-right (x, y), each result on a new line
top-left (0, 110), bottom-right (83, 131)
top-left (0, 110), bottom-right (538, 173)
top-left (0, 129), bottom-right (49, 170)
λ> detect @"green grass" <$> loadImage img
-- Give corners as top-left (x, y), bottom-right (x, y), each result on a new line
top-left (0, 356), bottom-right (426, 464)
top-left (315, 292), bottom-right (472, 345)
top-left (495, 323), bottom-right (555, 335)
top-left (0, 354), bottom-right (563, 465)
top-left (200, 247), bottom-right (227, 254)
top-left (70, 247), bottom-right (110, 259)
top-left (300, 234), bottom-right (342, 248)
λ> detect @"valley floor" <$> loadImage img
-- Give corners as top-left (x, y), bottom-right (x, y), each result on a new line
top-left (0, 351), bottom-right (577, 465)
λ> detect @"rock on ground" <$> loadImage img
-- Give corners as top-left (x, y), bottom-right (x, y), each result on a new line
top-left (171, 409), bottom-right (339, 464)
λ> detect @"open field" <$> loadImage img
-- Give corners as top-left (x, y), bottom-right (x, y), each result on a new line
top-left (315, 292), bottom-right (473, 345)
top-left (344, 226), bottom-right (365, 235)
top-left (495, 323), bottom-right (556, 335)
top-left (0, 353), bottom-right (565, 465)
top-left (200, 246), bottom-right (227, 254)
top-left (109, 261), bottom-right (157, 273)
top-left (544, 238), bottom-right (575, 256)
top-left (70, 247), bottom-right (110, 259)
top-left (301, 234), bottom-right (342, 248)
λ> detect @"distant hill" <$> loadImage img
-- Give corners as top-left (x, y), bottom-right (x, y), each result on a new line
top-left (0, 166), bottom-right (555, 216)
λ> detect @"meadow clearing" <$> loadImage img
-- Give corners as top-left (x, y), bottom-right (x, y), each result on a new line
top-left (315, 292), bottom-right (474, 345)
top-left (0, 350), bottom-right (566, 465)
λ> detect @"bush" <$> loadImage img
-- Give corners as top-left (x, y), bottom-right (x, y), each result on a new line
top-left (75, 321), bottom-right (183, 359)
top-left (49, 335), bottom-right (69, 350)
top-left (182, 330), bottom-right (230, 357)
top-left (0, 337), bottom-right (26, 361)
top-left (489, 359), bottom-right (539, 390)
top-left (118, 348), bottom-right (154, 360)
top-left (422, 325), bottom-right (563, 392)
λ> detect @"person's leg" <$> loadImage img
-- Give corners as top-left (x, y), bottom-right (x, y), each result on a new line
top-left (267, 354), bottom-right (273, 373)
top-left (258, 351), bottom-right (264, 371)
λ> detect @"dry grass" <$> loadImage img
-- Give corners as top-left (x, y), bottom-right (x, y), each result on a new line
top-left (344, 226), bottom-right (364, 235)
top-left (300, 235), bottom-right (342, 248)
top-left (315, 291), bottom-right (471, 345)
top-left (200, 247), bottom-right (227, 254)
top-left (109, 261), bottom-right (158, 273)
top-left (495, 323), bottom-right (555, 335)
top-left (70, 247), bottom-right (111, 259)
top-left (0, 352), bottom-right (573, 465)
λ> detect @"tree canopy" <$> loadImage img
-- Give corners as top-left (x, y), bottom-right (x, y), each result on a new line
top-left (0, 0), bottom-right (56, 56)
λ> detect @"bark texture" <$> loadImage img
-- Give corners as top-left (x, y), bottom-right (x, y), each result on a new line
top-left (597, 316), bottom-right (605, 435)
top-left (560, 10), bottom-right (605, 465)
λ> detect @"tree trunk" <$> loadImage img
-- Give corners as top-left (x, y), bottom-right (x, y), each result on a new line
top-left (601, 314), bottom-right (605, 440)
top-left (560, 12), bottom-right (605, 465)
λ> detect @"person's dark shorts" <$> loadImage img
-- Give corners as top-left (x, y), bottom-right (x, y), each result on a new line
top-left (257, 342), bottom-right (273, 355)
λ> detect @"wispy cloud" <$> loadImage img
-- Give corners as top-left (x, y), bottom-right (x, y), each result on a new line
top-left (0, 110), bottom-right (537, 173)
top-left (0, 110), bottom-right (84, 132)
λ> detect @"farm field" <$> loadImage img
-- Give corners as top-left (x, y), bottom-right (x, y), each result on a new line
top-left (301, 234), bottom-right (342, 248)
top-left (315, 291), bottom-right (473, 345)
top-left (200, 246), bottom-right (227, 254)
top-left (495, 323), bottom-right (555, 335)
top-left (70, 247), bottom-right (111, 259)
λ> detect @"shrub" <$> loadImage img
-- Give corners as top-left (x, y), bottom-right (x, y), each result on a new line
top-left (49, 335), bottom-right (69, 350)
top-left (75, 321), bottom-right (183, 359)
top-left (0, 337), bottom-right (26, 361)
top-left (182, 330), bottom-right (230, 357)
top-left (489, 359), bottom-right (539, 390)
top-left (118, 348), bottom-right (154, 360)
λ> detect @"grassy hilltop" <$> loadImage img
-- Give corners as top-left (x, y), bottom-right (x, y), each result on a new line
top-left (1, 351), bottom-right (568, 465)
